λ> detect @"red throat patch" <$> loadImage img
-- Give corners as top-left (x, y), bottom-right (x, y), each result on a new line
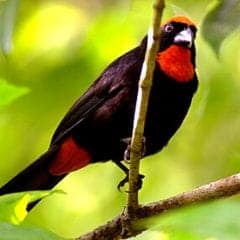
top-left (49, 137), bottom-right (91, 176)
top-left (156, 45), bottom-right (194, 82)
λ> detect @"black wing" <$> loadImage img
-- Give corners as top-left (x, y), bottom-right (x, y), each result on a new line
top-left (51, 41), bottom-right (146, 145)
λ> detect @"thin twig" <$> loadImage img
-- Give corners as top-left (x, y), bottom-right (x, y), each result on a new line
top-left (119, 0), bottom-right (165, 237)
top-left (77, 173), bottom-right (240, 240)
top-left (127, 0), bottom-right (165, 213)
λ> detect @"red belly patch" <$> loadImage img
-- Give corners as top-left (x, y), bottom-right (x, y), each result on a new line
top-left (49, 137), bottom-right (91, 176)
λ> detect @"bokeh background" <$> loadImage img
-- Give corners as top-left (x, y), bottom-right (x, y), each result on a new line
top-left (0, 0), bottom-right (239, 239)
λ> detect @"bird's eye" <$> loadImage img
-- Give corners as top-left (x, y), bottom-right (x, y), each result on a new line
top-left (164, 24), bottom-right (174, 33)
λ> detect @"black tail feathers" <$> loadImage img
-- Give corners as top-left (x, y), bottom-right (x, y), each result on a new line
top-left (0, 146), bottom-right (65, 195)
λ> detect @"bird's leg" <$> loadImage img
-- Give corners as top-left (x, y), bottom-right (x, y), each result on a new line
top-left (115, 137), bottom-right (146, 191)
top-left (114, 161), bottom-right (130, 191)
top-left (121, 136), bottom-right (147, 162)
top-left (114, 161), bottom-right (145, 191)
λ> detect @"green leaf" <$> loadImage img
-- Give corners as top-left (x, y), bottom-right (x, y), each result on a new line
top-left (0, 223), bottom-right (65, 240)
top-left (0, 78), bottom-right (29, 109)
top-left (140, 200), bottom-right (240, 240)
top-left (0, 190), bottom-right (64, 224)
top-left (129, 230), bottom-right (169, 240)
top-left (202, 0), bottom-right (240, 54)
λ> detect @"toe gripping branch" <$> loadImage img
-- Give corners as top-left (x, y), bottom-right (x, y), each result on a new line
top-left (116, 136), bottom-right (146, 191)
top-left (115, 161), bottom-right (145, 192)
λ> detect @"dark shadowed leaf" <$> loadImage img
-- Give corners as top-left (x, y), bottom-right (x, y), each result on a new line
top-left (202, 0), bottom-right (240, 54)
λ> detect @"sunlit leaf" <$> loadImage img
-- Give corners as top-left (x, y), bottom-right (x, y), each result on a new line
top-left (0, 223), bottom-right (64, 240)
top-left (202, 0), bottom-right (240, 54)
top-left (0, 190), bottom-right (64, 224)
top-left (0, 78), bottom-right (29, 109)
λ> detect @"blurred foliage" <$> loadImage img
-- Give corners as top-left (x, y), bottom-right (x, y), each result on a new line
top-left (0, 191), bottom-right (64, 239)
top-left (0, 190), bottom-right (63, 224)
top-left (0, 78), bottom-right (29, 109)
top-left (0, 0), bottom-right (19, 54)
top-left (135, 200), bottom-right (240, 240)
top-left (0, 223), bottom-right (63, 240)
top-left (202, 0), bottom-right (240, 54)
top-left (0, 0), bottom-right (239, 239)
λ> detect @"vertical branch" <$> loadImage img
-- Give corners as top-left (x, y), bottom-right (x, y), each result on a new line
top-left (127, 0), bottom-right (165, 213)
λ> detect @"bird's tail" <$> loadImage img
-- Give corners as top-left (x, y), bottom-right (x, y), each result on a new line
top-left (0, 146), bottom-right (65, 195)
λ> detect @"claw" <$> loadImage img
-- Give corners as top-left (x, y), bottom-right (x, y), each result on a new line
top-left (117, 173), bottom-right (145, 192)
top-left (117, 175), bottom-right (129, 191)
top-left (121, 137), bottom-right (131, 162)
top-left (124, 146), bottom-right (131, 162)
top-left (114, 160), bottom-right (145, 192)
top-left (136, 174), bottom-right (145, 190)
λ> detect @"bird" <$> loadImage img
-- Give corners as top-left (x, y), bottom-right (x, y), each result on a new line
top-left (0, 16), bottom-right (198, 205)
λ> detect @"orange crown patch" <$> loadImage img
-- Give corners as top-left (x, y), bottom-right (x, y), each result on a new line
top-left (163, 15), bottom-right (196, 27)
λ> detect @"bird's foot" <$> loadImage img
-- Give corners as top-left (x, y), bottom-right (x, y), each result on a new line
top-left (121, 136), bottom-right (146, 162)
top-left (117, 173), bottom-right (145, 192)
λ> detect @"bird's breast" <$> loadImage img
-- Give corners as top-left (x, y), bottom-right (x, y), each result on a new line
top-left (156, 45), bottom-right (194, 83)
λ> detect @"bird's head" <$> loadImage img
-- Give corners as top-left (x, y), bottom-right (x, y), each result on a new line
top-left (160, 16), bottom-right (197, 51)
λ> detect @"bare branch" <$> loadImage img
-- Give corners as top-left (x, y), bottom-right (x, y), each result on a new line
top-left (127, 0), bottom-right (165, 213)
top-left (137, 173), bottom-right (240, 218)
top-left (77, 173), bottom-right (240, 240)
top-left (120, 0), bottom-right (165, 237)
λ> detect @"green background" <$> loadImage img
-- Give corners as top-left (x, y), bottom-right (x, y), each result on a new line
top-left (0, 0), bottom-right (239, 239)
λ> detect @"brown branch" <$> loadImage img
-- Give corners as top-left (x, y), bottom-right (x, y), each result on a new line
top-left (77, 173), bottom-right (240, 240)
top-left (126, 0), bottom-right (165, 216)
top-left (137, 173), bottom-right (240, 218)
top-left (121, 0), bottom-right (165, 237)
